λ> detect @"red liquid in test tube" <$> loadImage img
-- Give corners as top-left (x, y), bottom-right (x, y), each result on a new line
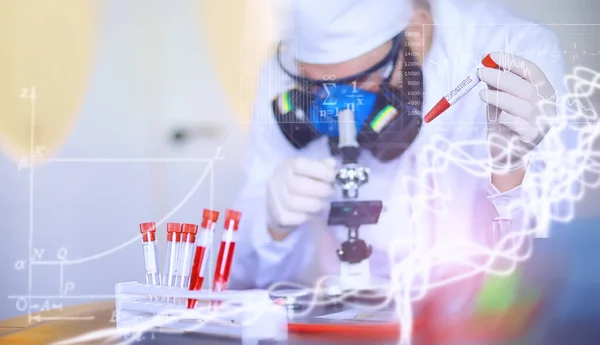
top-left (212, 210), bottom-right (242, 307)
top-left (424, 53), bottom-right (500, 123)
top-left (187, 209), bottom-right (220, 309)
top-left (139, 222), bottom-right (160, 301)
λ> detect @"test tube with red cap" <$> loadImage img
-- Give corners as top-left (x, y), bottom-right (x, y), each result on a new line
top-left (187, 209), bottom-right (220, 309)
top-left (213, 209), bottom-right (242, 292)
top-left (177, 223), bottom-right (199, 291)
top-left (139, 222), bottom-right (160, 286)
top-left (169, 223), bottom-right (183, 290)
top-left (162, 223), bottom-right (182, 301)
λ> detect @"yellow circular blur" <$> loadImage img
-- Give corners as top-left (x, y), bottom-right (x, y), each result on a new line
top-left (0, 1), bottom-right (98, 163)
top-left (197, 0), bottom-right (281, 126)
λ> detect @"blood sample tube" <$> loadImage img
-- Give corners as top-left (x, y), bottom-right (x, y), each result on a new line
top-left (139, 222), bottom-right (160, 286)
top-left (187, 209), bottom-right (220, 309)
top-left (162, 223), bottom-right (182, 301)
top-left (213, 210), bottom-right (242, 292)
top-left (178, 223), bottom-right (199, 289)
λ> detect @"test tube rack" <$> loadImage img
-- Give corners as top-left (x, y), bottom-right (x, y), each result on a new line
top-left (114, 282), bottom-right (288, 344)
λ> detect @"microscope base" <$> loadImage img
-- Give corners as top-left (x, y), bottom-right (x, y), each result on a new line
top-left (339, 259), bottom-right (371, 291)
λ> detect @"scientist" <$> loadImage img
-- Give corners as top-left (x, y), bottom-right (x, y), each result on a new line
top-left (229, 0), bottom-right (567, 289)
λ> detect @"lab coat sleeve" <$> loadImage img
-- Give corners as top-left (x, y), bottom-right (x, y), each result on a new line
top-left (228, 58), bottom-right (316, 289)
top-left (483, 26), bottom-right (578, 238)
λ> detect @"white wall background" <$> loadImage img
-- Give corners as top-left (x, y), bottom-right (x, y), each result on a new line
top-left (1, 0), bottom-right (599, 321)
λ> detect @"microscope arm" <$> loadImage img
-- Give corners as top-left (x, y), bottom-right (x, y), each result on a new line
top-left (336, 109), bottom-right (369, 199)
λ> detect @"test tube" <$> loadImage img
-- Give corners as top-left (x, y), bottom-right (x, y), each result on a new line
top-left (171, 223), bottom-right (183, 290)
top-left (178, 223), bottom-right (199, 289)
top-left (213, 209), bottom-right (242, 292)
top-left (139, 222), bottom-right (160, 287)
top-left (162, 222), bottom-right (182, 301)
top-left (188, 209), bottom-right (220, 309)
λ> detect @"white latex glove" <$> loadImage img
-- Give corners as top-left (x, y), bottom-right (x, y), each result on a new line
top-left (478, 52), bottom-right (557, 172)
top-left (267, 157), bottom-right (337, 235)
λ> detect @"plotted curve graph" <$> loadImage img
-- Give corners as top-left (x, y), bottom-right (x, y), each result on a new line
top-left (7, 85), bottom-right (224, 324)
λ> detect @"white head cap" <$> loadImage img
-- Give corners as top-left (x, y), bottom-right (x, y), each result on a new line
top-left (287, 0), bottom-right (414, 64)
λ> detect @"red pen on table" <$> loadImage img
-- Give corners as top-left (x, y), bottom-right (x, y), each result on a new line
top-left (210, 210), bottom-right (242, 308)
top-left (424, 54), bottom-right (500, 123)
top-left (187, 209), bottom-right (220, 309)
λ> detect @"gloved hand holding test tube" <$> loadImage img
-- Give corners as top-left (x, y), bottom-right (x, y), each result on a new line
top-left (424, 54), bottom-right (500, 123)
top-left (425, 52), bottom-right (558, 172)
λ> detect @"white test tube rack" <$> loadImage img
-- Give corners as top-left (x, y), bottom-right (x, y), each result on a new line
top-left (115, 282), bottom-right (288, 344)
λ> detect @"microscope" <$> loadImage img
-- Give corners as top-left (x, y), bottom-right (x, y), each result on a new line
top-left (327, 109), bottom-right (383, 292)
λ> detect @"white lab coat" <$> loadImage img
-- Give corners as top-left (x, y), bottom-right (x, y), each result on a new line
top-left (229, 0), bottom-right (570, 289)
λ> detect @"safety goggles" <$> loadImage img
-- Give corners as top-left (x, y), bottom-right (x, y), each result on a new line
top-left (276, 32), bottom-right (405, 92)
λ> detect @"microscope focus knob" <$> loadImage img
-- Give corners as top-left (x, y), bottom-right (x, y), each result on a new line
top-left (338, 239), bottom-right (372, 264)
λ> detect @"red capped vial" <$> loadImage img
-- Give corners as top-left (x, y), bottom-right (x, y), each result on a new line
top-left (188, 209), bottom-right (220, 309)
top-left (178, 223), bottom-right (199, 289)
top-left (213, 209), bottom-right (242, 293)
top-left (162, 223), bottom-right (182, 292)
top-left (139, 222), bottom-right (160, 286)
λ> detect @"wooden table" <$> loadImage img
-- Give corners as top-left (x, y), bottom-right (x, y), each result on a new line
top-left (1, 301), bottom-right (595, 345)
top-left (0, 299), bottom-right (554, 345)
top-left (0, 302), bottom-right (115, 345)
